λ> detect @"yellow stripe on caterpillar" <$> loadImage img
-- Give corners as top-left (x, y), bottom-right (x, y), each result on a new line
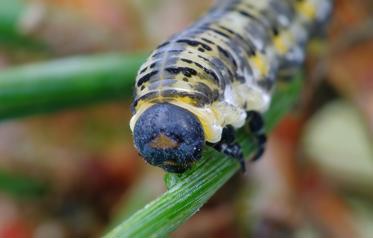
top-left (296, 1), bottom-right (317, 21)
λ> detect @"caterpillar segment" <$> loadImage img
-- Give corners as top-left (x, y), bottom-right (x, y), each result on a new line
top-left (130, 0), bottom-right (332, 173)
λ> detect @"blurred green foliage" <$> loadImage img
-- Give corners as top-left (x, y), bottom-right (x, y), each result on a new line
top-left (0, 170), bottom-right (48, 199)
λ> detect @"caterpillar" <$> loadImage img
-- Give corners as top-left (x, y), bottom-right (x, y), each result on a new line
top-left (130, 0), bottom-right (332, 173)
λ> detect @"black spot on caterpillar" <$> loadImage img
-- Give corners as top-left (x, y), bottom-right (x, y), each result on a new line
top-left (165, 67), bottom-right (198, 78)
top-left (176, 39), bottom-right (213, 51)
top-left (130, 0), bottom-right (332, 173)
top-left (136, 70), bottom-right (158, 87)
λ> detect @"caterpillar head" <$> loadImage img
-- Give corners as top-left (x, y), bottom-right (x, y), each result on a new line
top-left (133, 103), bottom-right (205, 173)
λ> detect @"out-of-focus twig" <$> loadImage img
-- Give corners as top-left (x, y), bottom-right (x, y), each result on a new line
top-left (0, 53), bottom-right (146, 120)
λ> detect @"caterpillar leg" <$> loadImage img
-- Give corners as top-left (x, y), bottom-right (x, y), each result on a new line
top-left (207, 125), bottom-right (246, 172)
top-left (246, 111), bottom-right (267, 161)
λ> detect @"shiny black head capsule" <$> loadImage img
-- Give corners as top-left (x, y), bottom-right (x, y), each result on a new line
top-left (133, 103), bottom-right (205, 173)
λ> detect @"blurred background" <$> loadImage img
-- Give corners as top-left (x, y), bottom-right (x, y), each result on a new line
top-left (0, 0), bottom-right (372, 237)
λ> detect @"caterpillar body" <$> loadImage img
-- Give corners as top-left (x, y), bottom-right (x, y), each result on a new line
top-left (130, 0), bottom-right (332, 173)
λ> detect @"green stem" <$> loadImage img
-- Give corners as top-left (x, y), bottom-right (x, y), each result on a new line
top-left (0, 53), bottom-right (146, 120)
top-left (107, 172), bottom-right (165, 231)
top-left (104, 75), bottom-right (302, 237)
